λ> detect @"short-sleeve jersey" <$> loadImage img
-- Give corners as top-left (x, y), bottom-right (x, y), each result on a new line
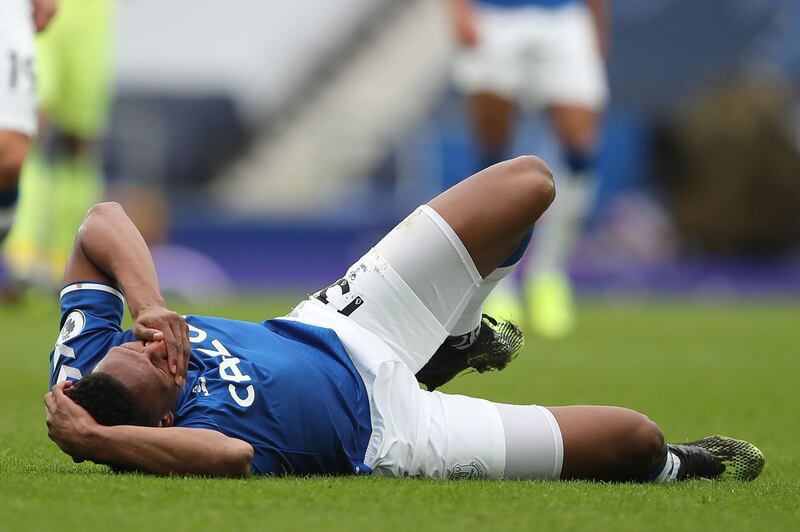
top-left (477, 0), bottom-right (578, 8)
top-left (51, 282), bottom-right (373, 476)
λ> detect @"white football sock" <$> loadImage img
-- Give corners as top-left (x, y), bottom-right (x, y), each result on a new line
top-left (525, 173), bottom-right (595, 279)
top-left (449, 264), bottom-right (515, 337)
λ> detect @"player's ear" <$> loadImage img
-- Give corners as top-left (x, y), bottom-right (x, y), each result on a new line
top-left (158, 412), bottom-right (174, 428)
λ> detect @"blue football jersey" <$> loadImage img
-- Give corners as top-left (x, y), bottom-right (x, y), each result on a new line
top-left (477, 0), bottom-right (578, 8)
top-left (51, 282), bottom-right (373, 476)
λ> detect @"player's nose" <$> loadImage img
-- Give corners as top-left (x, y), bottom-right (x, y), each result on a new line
top-left (145, 340), bottom-right (168, 363)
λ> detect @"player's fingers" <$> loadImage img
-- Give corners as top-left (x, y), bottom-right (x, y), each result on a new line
top-left (52, 382), bottom-right (68, 398)
top-left (181, 319), bottom-right (190, 368)
top-left (135, 326), bottom-right (163, 342)
top-left (156, 320), bottom-right (179, 375)
top-left (181, 318), bottom-right (190, 347)
top-left (44, 391), bottom-right (56, 411)
top-left (169, 320), bottom-right (186, 385)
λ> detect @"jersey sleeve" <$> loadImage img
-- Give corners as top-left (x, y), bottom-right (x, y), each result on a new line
top-left (50, 281), bottom-right (128, 387)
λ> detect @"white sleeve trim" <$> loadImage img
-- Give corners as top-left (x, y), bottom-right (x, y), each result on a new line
top-left (60, 282), bottom-right (125, 303)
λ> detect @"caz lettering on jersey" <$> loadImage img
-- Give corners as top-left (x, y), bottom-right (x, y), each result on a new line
top-left (186, 322), bottom-right (255, 408)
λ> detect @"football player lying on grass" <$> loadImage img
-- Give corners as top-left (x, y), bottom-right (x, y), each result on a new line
top-left (45, 156), bottom-right (765, 481)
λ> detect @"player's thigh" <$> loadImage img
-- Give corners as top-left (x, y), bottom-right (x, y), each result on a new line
top-left (467, 92), bottom-right (517, 147)
top-left (532, 5), bottom-right (608, 112)
top-left (0, 2), bottom-right (37, 140)
top-left (389, 394), bottom-right (565, 480)
top-left (312, 206), bottom-right (481, 372)
top-left (427, 156), bottom-right (554, 277)
top-left (548, 405), bottom-right (665, 480)
top-left (452, 8), bottom-right (524, 101)
top-left (548, 105), bottom-right (601, 152)
top-left (370, 387), bottom-right (508, 480)
top-left (0, 131), bottom-right (30, 183)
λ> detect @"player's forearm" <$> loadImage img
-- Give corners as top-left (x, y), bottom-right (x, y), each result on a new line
top-left (87, 425), bottom-right (254, 478)
top-left (75, 202), bottom-right (164, 319)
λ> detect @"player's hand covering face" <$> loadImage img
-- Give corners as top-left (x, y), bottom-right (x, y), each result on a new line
top-left (133, 305), bottom-right (190, 386)
top-left (93, 341), bottom-right (183, 425)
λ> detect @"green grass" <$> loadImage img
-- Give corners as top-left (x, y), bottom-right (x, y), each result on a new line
top-left (1, 296), bottom-right (798, 531)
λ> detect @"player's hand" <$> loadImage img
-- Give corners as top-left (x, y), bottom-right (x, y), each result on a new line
top-left (449, 0), bottom-right (479, 47)
top-left (44, 381), bottom-right (94, 462)
top-left (454, 10), bottom-right (479, 48)
top-left (134, 305), bottom-right (190, 386)
top-left (31, 0), bottom-right (58, 33)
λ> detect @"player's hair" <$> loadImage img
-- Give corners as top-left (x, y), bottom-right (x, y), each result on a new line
top-left (67, 372), bottom-right (147, 426)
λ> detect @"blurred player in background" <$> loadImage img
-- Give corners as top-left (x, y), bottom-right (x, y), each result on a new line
top-left (449, 0), bottom-right (608, 337)
top-left (4, 0), bottom-right (113, 291)
top-left (0, 0), bottom-right (56, 261)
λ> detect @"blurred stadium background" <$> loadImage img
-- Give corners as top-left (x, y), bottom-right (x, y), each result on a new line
top-left (88, 0), bottom-right (800, 300)
top-left (4, 0), bottom-right (800, 298)
top-left (1, 2), bottom-right (799, 528)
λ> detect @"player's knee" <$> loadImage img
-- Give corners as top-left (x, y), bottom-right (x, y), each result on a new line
top-left (626, 412), bottom-right (666, 471)
top-left (0, 133), bottom-right (30, 185)
top-left (84, 202), bottom-right (124, 226)
top-left (503, 155), bottom-right (556, 212)
top-left (504, 154), bottom-right (553, 180)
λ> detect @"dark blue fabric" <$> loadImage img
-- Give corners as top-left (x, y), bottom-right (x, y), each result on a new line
top-left (52, 284), bottom-right (373, 477)
top-left (500, 228), bottom-right (533, 267)
top-left (0, 188), bottom-right (19, 207)
top-left (478, 0), bottom-right (577, 8)
top-left (175, 316), bottom-right (372, 476)
top-left (562, 147), bottom-right (597, 176)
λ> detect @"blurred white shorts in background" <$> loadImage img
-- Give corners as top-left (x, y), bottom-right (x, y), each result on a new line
top-left (453, 2), bottom-right (609, 110)
top-left (0, 0), bottom-right (37, 136)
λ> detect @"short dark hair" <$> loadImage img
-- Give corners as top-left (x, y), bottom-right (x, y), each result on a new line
top-left (67, 372), bottom-right (147, 426)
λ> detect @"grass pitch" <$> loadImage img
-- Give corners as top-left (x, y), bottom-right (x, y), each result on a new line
top-left (1, 296), bottom-right (798, 531)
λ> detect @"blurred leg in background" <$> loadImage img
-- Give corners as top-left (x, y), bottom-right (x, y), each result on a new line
top-left (5, 0), bottom-right (114, 291)
top-left (0, 0), bottom-right (38, 300)
top-left (451, 0), bottom-right (608, 338)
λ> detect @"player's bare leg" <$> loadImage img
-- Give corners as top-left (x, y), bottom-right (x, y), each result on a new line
top-left (49, 129), bottom-right (103, 281)
top-left (548, 405), bottom-right (666, 481)
top-left (467, 92), bottom-right (517, 170)
top-left (416, 156), bottom-right (552, 389)
top-left (548, 405), bottom-right (764, 482)
top-left (0, 130), bottom-right (29, 245)
top-left (428, 155), bottom-right (553, 278)
top-left (463, 92), bottom-right (528, 323)
top-left (5, 124), bottom-right (103, 288)
top-left (525, 104), bottom-right (601, 338)
top-left (418, 159), bottom-right (763, 482)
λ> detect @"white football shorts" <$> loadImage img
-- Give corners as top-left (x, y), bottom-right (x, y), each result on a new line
top-left (281, 205), bottom-right (563, 480)
top-left (0, 0), bottom-right (37, 135)
top-left (453, 2), bottom-right (609, 110)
